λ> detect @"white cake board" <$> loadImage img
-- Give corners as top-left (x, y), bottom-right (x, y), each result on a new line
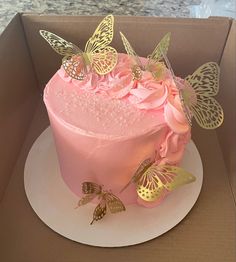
top-left (24, 127), bottom-right (203, 247)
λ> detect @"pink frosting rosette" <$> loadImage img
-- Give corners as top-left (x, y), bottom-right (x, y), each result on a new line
top-left (128, 71), bottom-right (169, 110)
top-left (159, 129), bottom-right (191, 164)
top-left (57, 66), bottom-right (102, 92)
top-left (127, 69), bottom-right (190, 135)
top-left (58, 54), bottom-right (135, 98)
top-left (98, 54), bottom-right (134, 98)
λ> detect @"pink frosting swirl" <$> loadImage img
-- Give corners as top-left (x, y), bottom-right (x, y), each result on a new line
top-left (128, 71), bottom-right (169, 110)
top-left (57, 66), bottom-right (102, 92)
top-left (159, 128), bottom-right (191, 164)
top-left (163, 77), bottom-right (190, 134)
top-left (98, 54), bottom-right (134, 98)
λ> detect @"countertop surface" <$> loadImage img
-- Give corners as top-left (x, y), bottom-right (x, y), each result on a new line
top-left (0, 0), bottom-right (200, 33)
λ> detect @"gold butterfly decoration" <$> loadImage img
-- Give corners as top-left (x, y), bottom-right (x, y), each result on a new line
top-left (120, 157), bottom-right (196, 202)
top-left (40, 15), bottom-right (118, 80)
top-left (161, 51), bottom-right (224, 129)
top-left (77, 182), bottom-right (125, 224)
top-left (120, 32), bottom-right (171, 80)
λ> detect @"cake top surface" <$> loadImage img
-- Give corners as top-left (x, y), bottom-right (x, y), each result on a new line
top-left (44, 71), bottom-right (165, 138)
top-left (44, 53), bottom-right (192, 138)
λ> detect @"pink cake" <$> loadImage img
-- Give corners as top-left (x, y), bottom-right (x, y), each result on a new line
top-left (44, 53), bottom-right (190, 207)
top-left (40, 14), bottom-right (224, 224)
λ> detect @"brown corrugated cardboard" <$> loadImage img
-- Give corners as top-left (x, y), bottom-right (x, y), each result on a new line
top-left (0, 14), bottom-right (39, 201)
top-left (0, 14), bottom-right (235, 262)
top-left (218, 20), bottom-right (236, 201)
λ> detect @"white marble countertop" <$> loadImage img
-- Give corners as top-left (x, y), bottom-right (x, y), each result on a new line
top-left (0, 0), bottom-right (201, 34)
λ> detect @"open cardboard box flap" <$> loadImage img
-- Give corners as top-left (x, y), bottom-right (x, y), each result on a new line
top-left (0, 14), bottom-right (235, 261)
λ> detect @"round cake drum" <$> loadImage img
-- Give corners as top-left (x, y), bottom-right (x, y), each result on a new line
top-left (24, 127), bottom-right (203, 247)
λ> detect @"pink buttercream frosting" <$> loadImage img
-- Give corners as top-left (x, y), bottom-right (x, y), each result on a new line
top-left (45, 53), bottom-right (191, 208)
top-left (58, 54), bottom-right (189, 135)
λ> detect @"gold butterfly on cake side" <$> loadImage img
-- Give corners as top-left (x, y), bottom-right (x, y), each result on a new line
top-left (161, 51), bottom-right (224, 129)
top-left (77, 182), bottom-right (125, 225)
top-left (120, 157), bottom-right (196, 202)
top-left (40, 14), bottom-right (118, 80)
top-left (120, 31), bottom-right (171, 81)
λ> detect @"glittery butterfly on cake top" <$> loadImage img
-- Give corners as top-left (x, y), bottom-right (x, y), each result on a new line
top-left (120, 156), bottom-right (196, 202)
top-left (120, 32), bottom-right (171, 81)
top-left (40, 15), bottom-right (118, 80)
top-left (77, 182), bottom-right (125, 224)
top-left (161, 51), bottom-right (224, 129)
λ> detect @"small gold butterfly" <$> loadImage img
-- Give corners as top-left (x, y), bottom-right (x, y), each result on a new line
top-left (77, 182), bottom-right (125, 225)
top-left (120, 157), bottom-right (196, 202)
top-left (161, 52), bottom-right (224, 129)
top-left (40, 14), bottom-right (118, 80)
top-left (120, 32), bottom-right (171, 81)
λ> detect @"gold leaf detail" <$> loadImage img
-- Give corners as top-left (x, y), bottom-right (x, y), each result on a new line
top-left (39, 30), bottom-right (82, 56)
top-left (147, 32), bottom-right (171, 64)
top-left (120, 157), bottom-right (196, 202)
top-left (82, 182), bottom-right (102, 194)
top-left (120, 31), bottom-right (171, 81)
top-left (77, 182), bottom-right (125, 224)
top-left (185, 62), bottom-right (224, 129)
top-left (105, 193), bottom-right (126, 213)
top-left (90, 201), bottom-right (107, 225)
top-left (161, 51), bottom-right (224, 129)
top-left (40, 15), bottom-right (118, 80)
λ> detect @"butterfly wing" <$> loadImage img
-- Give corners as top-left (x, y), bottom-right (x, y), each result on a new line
top-left (155, 165), bottom-right (196, 191)
top-left (85, 14), bottom-right (114, 54)
top-left (191, 96), bottom-right (224, 129)
top-left (136, 164), bottom-right (195, 202)
top-left (120, 32), bottom-right (143, 68)
top-left (185, 62), bottom-right (220, 96)
top-left (77, 194), bottom-right (97, 206)
top-left (136, 165), bottom-right (165, 202)
top-left (91, 46), bottom-right (118, 75)
top-left (133, 158), bottom-right (154, 183)
top-left (39, 30), bottom-right (82, 56)
top-left (148, 62), bottom-right (168, 81)
top-left (161, 51), bottom-right (194, 125)
top-left (82, 182), bottom-right (102, 194)
top-left (147, 32), bottom-right (171, 65)
top-left (84, 15), bottom-right (118, 75)
top-left (185, 62), bottom-right (224, 129)
top-left (90, 198), bottom-right (107, 225)
top-left (105, 192), bottom-right (126, 214)
top-left (120, 158), bottom-right (153, 193)
top-left (175, 80), bottom-right (194, 126)
top-left (160, 47), bottom-right (175, 77)
top-left (62, 55), bottom-right (86, 80)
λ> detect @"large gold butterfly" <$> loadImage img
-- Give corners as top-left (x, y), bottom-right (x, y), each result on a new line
top-left (161, 52), bottom-right (224, 129)
top-left (40, 15), bottom-right (118, 80)
top-left (120, 157), bottom-right (196, 202)
top-left (120, 32), bottom-right (171, 81)
top-left (77, 182), bottom-right (125, 225)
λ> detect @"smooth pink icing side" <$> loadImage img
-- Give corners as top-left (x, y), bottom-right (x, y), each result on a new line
top-left (44, 54), bottom-right (191, 207)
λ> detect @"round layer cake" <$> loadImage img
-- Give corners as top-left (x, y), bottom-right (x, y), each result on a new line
top-left (44, 54), bottom-right (190, 207)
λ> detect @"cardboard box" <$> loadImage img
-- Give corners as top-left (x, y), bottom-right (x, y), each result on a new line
top-left (0, 13), bottom-right (235, 261)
